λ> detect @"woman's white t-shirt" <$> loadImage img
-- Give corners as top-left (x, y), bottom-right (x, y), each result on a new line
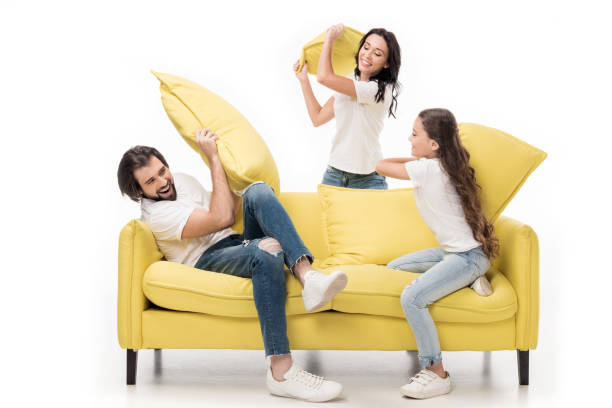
top-left (140, 173), bottom-right (235, 266)
top-left (329, 78), bottom-right (392, 174)
top-left (404, 158), bottom-right (481, 253)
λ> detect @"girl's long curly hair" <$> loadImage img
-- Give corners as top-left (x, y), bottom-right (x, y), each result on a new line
top-left (354, 28), bottom-right (401, 118)
top-left (419, 108), bottom-right (499, 259)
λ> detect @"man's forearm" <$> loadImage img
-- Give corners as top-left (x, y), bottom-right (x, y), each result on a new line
top-left (208, 155), bottom-right (235, 224)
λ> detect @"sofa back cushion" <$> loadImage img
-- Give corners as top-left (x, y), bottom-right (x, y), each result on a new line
top-left (152, 70), bottom-right (281, 195)
top-left (318, 185), bottom-right (438, 266)
top-left (279, 192), bottom-right (329, 261)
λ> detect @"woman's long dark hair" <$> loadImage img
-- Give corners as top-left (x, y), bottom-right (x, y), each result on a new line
top-left (419, 108), bottom-right (499, 259)
top-left (354, 28), bottom-right (401, 118)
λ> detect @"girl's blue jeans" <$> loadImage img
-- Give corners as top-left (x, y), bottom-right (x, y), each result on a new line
top-left (387, 246), bottom-right (490, 367)
top-left (321, 166), bottom-right (388, 189)
top-left (194, 182), bottom-right (313, 357)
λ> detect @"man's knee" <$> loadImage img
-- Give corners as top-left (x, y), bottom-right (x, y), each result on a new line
top-left (257, 238), bottom-right (283, 257)
top-left (243, 181), bottom-right (272, 199)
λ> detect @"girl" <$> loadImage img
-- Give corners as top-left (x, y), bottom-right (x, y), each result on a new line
top-left (376, 108), bottom-right (498, 399)
top-left (294, 24), bottom-right (401, 189)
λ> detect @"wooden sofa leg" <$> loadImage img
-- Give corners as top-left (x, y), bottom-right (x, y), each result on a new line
top-left (127, 349), bottom-right (138, 385)
top-left (517, 350), bottom-right (529, 385)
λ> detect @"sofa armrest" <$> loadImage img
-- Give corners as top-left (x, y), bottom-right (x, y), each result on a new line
top-left (117, 219), bottom-right (164, 349)
top-left (492, 216), bottom-right (539, 350)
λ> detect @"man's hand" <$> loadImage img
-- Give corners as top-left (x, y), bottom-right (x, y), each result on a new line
top-left (325, 23), bottom-right (344, 44)
top-left (196, 129), bottom-right (219, 161)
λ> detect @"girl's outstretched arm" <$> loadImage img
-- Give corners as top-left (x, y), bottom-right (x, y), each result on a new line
top-left (376, 158), bottom-right (415, 180)
top-left (294, 61), bottom-right (335, 127)
top-left (317, 24), bottom-right (357, 98)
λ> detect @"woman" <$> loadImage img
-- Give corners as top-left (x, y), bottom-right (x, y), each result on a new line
top-left (294, 24), bottom-right (401, 189)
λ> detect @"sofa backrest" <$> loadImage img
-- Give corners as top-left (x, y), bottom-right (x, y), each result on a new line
top-left (278, 192), bottom-right (329, 261)
top-left (120, 192), bottom-right (329, 267)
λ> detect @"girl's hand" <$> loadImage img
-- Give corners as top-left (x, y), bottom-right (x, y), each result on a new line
top-left (293, 60), bottom-right (309, 82)
top-left (325, 23), bottom-right (344, 44)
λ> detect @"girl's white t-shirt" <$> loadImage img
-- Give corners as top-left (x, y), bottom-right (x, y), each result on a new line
top-left (140, 173), bottom-right (235, 266)
top-left (329, 78), bottom-right (392, 174)
top-left (404, 158), bottom-right (481, 253)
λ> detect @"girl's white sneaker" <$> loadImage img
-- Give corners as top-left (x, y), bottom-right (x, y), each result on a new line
top-left (267, 363), bottom-right (343, 402)
top-left (470, 275), bottom-right (493, 296)
top-left (400, 369), bottom-right (452, 399)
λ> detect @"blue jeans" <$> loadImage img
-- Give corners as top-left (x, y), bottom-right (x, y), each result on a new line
top-left (387, 246), bottom-right (490, 367)
top-left (194, 182), bottom-right (313, 356)
top-left (321, 166), bottom-right (388, 189)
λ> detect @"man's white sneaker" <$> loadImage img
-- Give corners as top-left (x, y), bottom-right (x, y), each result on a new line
top-left (267, 363), bottom-right (343, 402)
top-left (302, 270), bottom-right (348, 312)
top-left (400, 368), bottom-right (451, 399)
top-left (470, 275), bottom-right (493, 296)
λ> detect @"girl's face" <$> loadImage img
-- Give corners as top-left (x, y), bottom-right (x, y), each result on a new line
top-left (409, 117), bottom-right (439, 159)
top-left (357, 34), bottom-right (389, 78)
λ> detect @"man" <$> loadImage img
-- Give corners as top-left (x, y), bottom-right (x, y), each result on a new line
top-left (117, 129), bottom-right (347, 402)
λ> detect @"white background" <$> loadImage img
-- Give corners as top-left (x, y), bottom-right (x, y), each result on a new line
top-left (1, 0), bottom-right (611, 406)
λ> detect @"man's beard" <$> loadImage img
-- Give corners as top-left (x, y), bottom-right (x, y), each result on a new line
top-left (143, 181), bottom-right (177, 201)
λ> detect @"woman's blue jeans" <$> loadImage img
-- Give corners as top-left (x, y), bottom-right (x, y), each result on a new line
top-left (321, 166), bottom-right (388, 189)
top-left (387, 246), bottom-right (490, 367)
top-left (194, 182), bottom-right (313, 356)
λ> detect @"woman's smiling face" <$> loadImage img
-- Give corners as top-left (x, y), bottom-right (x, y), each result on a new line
top-left (357, 34), bottom-right (389, 79)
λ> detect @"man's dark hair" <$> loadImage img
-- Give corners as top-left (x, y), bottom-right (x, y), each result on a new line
top-left (117, 146), bottom-right (169, 202)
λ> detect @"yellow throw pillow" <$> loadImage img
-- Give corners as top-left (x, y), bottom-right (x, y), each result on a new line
top-left (318, 185), bottom-right (438, 266)
top-left (152, 70), bottom-right (281, 195)
top-left (458, 123), bottom-right (547, 221)
top-left (298, 26), bottom-right (364, 76)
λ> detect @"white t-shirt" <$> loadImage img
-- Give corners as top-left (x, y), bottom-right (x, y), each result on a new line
top-left (140, 173), bottom-right (235, 266)
top-left (329, 78), bottom-right (393, 174)
top-left (404, 158), bottom-right (481, 253)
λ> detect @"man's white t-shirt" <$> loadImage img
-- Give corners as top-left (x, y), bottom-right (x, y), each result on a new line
top-left (404, 158), bottom-right (481, 253)
top-left (329, 78), bottom-right (392, 174)
top-left (140, 172), bottom-right (235, 266)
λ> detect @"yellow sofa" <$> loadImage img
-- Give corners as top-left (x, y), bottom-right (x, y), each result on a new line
top-left (117, 191), bottom-right (539, 386)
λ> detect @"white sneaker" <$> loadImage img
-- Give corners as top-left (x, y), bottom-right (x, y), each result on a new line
top-left (267, 363), bottom-right (343, 402)
top-left (400, 368), bottom-right (452, 399)
top-left (470, 275), bottom-right (493, 296)
top-left (302, 270), bottom-right (348, 312)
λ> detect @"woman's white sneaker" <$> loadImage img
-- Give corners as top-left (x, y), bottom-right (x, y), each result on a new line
top-left (267, 363), bottom-right (343, 402)
top-left (400, 368), bottom-right (452, 399)
top-left (302, 270), bottom-right (348, 312)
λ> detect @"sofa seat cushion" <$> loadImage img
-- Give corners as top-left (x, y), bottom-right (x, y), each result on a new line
top-left (142, 261), bottom-right (330, 318)
top-left (328, 264), bottom-right (517, 323)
